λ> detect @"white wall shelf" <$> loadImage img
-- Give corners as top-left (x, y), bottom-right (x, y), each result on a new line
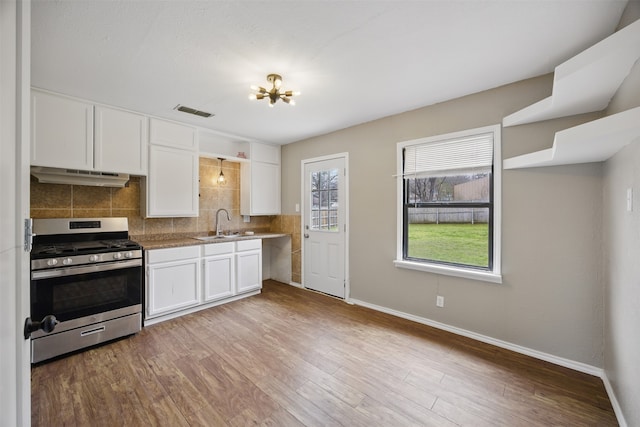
top-left (198, 129), bottom-right (250, 162)
top-left (503, 19), bottom-right (640, 127)
top-left (503, 106), bottom-right (640, 169)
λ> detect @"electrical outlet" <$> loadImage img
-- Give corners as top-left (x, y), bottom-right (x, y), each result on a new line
top-left (436, 295), bottom-right (444, 308)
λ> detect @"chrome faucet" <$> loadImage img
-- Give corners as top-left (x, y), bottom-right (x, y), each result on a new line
top-left (215, 208), bottom-right (231, 236)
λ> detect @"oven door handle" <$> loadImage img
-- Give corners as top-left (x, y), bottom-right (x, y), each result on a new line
top-left (31, 259), bottom-right (142, 280)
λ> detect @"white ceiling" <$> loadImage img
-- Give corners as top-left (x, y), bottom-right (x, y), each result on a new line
top-left (31, 0), bottom-right (628, 145)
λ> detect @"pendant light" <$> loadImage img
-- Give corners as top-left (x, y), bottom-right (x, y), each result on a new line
top-left (217, 158), bottom-right (226, 185)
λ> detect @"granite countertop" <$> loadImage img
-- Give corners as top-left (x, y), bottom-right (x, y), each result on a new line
top-left (132, 232), bottom-right (290, 250)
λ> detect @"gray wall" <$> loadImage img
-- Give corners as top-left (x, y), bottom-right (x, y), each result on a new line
top-left (602, 6), bottom-right (640, 426)
top-left (282, 74), bottom-right (607, 367)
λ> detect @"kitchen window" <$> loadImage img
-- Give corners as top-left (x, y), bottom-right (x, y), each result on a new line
top-left (394, 125), bottom-right (502, 283)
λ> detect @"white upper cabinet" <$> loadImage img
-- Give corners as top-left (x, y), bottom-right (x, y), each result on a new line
top-left (31, 89), bottom-right (148, 175)
top-left (143, 118), bottom-right (199, 217)
top-left (150, 117), bottom-right (198, 150)
top-left (241, 142), bottom-right (281, 216)
top-left (251, 141), bottom-right (280, 164)
top-left (94, 106), bottom-right (148, 175)
top-left (144, 144), bottom-right (199, 217)
top-left (31, 89), bottom-right (94, 170)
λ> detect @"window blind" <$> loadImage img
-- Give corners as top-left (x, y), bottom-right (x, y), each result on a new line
top-left (403, 132), bottom-right (493, 177)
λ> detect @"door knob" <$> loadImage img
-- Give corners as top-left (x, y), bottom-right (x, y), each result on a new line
top-left (24, 315), bottom-right (59, 339)
top-left (304, 234), bottom-right (309, 238)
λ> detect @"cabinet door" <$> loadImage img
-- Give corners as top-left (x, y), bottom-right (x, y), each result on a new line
top-left (251, 142), bottom-right (280, 164)
top-left (31, 90), bottom-right (94, 170)
top-left (150, 118), bottom-right (197, 150)
top-left (94, 106), bottom-right (148, 175)
top-left (241, 161), bottom-right (281, 215)
top-left (147, 258), bottom-right (200, 318)
top-left (203, 254), bottom-right (235, 302)
top-left (145, 145), bottom-right (199, 217)
top-left (236, 249), bottom-right (262, 294)
top-left (253, 161), bottom-right (281, 215)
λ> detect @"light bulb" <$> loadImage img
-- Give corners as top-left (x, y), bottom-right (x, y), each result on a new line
top-left (289, 99), bottom-right (296, 106)
top-left (248, 94), bottom-right (257, 100)
top-left (218, 171), bottom-right (226, 184)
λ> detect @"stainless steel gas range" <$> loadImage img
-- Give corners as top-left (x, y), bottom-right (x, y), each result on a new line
top-left (28, 218), bottom-right (143, 363)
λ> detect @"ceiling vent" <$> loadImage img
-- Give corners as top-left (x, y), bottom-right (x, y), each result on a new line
top-left (174, 104), bottom-right (214, 118)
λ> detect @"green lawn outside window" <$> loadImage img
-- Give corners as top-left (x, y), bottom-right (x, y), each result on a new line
top-left (407, 223), bottom-right (489, 267)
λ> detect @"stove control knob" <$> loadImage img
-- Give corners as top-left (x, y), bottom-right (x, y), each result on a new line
top-left (124, 251), bottom-right (133, 259)
top-left (47, 259), bottom-right (58, 267)
top-left (62, 258), bottom-right (72, 266)
top-left (89, 255), bottom-right (99, 262)
top-left (113, 252), bottom-right (123, 260)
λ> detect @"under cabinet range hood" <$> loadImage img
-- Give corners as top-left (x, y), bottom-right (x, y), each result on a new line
top-left (30, 166), bottom-right (130, 187)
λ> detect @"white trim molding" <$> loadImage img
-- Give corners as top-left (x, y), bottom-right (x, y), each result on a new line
top-left (300, 152), bottom-right (350, 299)
top-left (349, 297), bottom-right (603, 377)
top-left (396, 124), bottom-right (502, 282)
top-left (601, 373), bottom-right (628, 427)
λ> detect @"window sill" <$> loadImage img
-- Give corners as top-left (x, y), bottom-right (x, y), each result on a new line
top-left (393, 259), bottom-right (503, 284)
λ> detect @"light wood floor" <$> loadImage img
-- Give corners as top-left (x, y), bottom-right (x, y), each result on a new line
top-left (32, 280), bottom-right (617, 426)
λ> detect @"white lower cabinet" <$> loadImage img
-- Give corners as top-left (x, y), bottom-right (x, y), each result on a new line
top-left (145, 239), bottom-right (262, 324)
top-left (146, 246), bottom-right (201, 319)
top-left (202, 242), bottom-right (235, 302)
top-left (236, 239), bottom-right (263, 294)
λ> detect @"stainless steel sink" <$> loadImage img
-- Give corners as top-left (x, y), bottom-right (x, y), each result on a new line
top-left (193, 235), bottom-right (236, 241)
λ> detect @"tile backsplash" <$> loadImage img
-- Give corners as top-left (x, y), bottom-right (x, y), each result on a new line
top-left (30, 158), bottom-right (272, 236)
top-left (30, 157), bottom-right (302, 284)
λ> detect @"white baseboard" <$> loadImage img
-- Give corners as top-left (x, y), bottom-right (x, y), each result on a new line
top-left (601, 372), bottom-right (628, 427)
top-left (287, 281), bottom-right (303, 288)
top-left (349, 298), bottom-right (603, 377)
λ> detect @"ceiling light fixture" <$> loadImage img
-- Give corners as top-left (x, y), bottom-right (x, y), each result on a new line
top-left (249, 73), bottom-right (300, 107)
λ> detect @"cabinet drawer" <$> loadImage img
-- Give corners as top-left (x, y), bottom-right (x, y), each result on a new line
top-left (236, 239), bottom-right (262, 252)
top-left (203, 242), bottom-right (234, 256)
top-left (147, 245), bottom-right (200, 264)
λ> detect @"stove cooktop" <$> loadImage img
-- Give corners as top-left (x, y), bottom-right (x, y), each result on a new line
top-left (31, 239), bottom-right (141, 259)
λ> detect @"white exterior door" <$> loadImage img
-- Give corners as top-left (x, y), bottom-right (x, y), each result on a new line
top-left (303, 155), bottom-right (348, 299)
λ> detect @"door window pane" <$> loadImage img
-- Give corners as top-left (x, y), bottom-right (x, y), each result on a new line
top-left (310, 168), bottom-right (339, 231)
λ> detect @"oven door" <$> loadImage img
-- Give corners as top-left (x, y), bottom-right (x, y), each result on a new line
top-left (30, 259), bottom-right (142, 325)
